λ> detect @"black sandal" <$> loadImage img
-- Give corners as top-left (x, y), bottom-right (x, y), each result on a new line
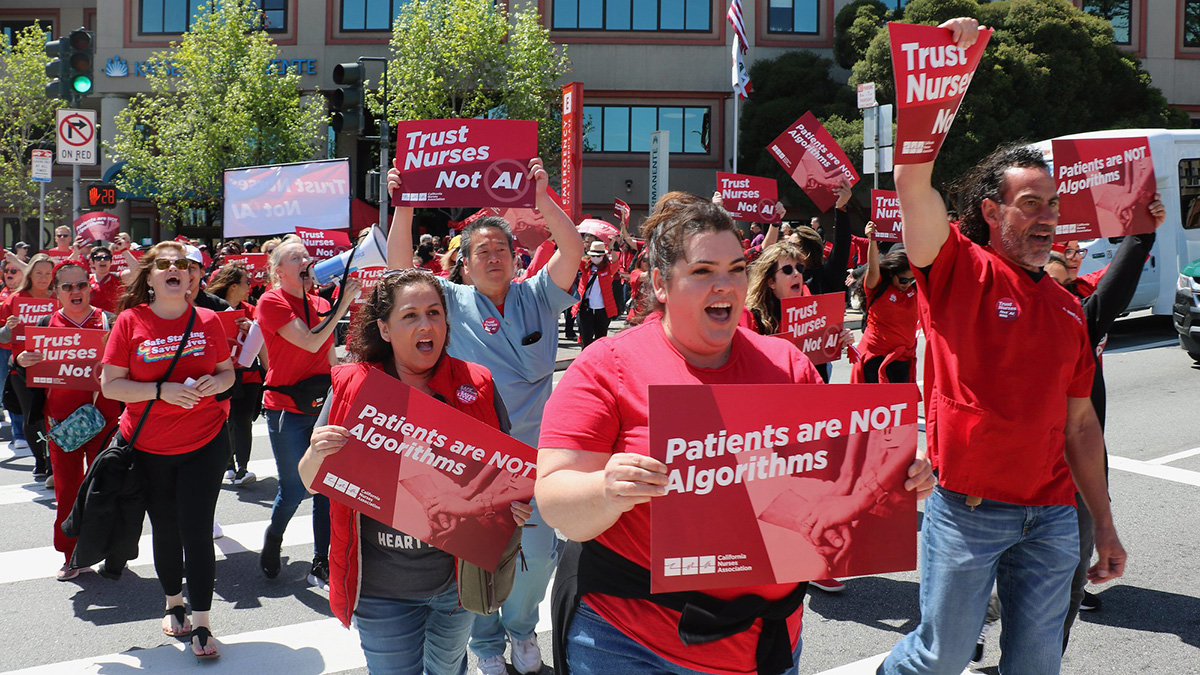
top-left (190, 626), bottom-right (220, 659)
top-left (162, 605), bottom-right (190, 637)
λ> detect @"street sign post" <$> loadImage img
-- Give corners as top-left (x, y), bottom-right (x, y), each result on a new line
top-left (857, 82), bottom-right (877, 109)
top-left (862, 104), bottom-right (894, 188)
top-left (55, 109), bottom-right (97, 165)
top-left (649, 130), bottom-right (669, 210)
top-left (31, 150), bottom-right (52, 182)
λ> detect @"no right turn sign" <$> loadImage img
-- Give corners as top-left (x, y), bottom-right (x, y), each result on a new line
top-left (56, 109), bottom-right (98, 165)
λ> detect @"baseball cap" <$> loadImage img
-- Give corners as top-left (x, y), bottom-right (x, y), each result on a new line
top-left (184, 245), bottom-right (204, 265)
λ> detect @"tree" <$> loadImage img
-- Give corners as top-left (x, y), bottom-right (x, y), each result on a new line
top-left (109, 0), bottom-right (326, 229)
top-left (374, 0), bottom-right (570, 172)
top-left (851, 0), bottom-right (1190, 189)
top-left (834, 0), bottom-right (890, 70)
top-left (0, 24), bottom-right (68, 243)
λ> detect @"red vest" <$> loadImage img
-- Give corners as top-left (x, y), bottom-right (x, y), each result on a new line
top-left (573, 260), bottom-right (618, 319)
top-left (327, 356), bottom-right (501, 627)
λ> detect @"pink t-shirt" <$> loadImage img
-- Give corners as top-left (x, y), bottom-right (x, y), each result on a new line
top-left (539, 314), bottom-right (821, 675)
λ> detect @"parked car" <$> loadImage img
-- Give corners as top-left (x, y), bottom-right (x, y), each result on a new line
top-left (1173, 259), bottom-right (1200, 362)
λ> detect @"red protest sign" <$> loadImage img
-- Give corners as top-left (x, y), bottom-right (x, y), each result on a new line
top-left (311, 367), bottom-right (536, 572)
top-left (11, 298), bottom-right (57, 354)
top-left (24, 327), bottom-right (105, 391)
top-left (111, 247), bottom-right (143, 276)
top-left (74, 212), bottom-right (120, 243)
top-left (461, 187), bottom-right (563, 250)
top-left (889, 22), bottom-right (991, 165)
top-left (214, 308), bottom-right (248, 364)
top-left (349, 266), bottom-right (389, 320)
top-left (716, 172), bottom-right (781, 224)
top-left (1052, 137), bottom-right (1157, 241)
top-left (296, 227), bottom-right (352, 262)
top-left (871, 189), bottom-right (902, 241)
top-left (221, 253), bottom-right (270, 287)
top-left (613, 199), bottom-right (630, 228)
top-left (394, 119), bottom-right (539, 209)
top-left (649, 383), bottom-right (919, 593)
top-left (777, 292), bottom-right (845, 365)
top-left (768, 112), bottom-right (860, 212)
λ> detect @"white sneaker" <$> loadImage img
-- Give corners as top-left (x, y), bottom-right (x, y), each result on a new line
top-left (11, 439), bottom-right (29, 451)
top-left (45, 474), bottom-right (54, 490)
top-left (212, 521), bottom-right (224, 540)
top-left (510, 636), bottom-right (543, 674)
top-left (476, 654), bottom-right (507, 675)
top-left (233, 471), bottom-right (256, 487)
top-left (224, 469), bottom-right (236, 482)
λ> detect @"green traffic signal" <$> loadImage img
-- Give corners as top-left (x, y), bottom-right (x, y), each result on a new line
top-left (72, 75), bottom-right (93, 94)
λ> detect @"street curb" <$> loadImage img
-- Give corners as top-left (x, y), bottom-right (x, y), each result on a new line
top-left (555, 357), bottom-right (575, 372)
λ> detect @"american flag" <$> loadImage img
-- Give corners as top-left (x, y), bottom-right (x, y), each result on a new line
top-left (726, 0), bottom-right (749, 53)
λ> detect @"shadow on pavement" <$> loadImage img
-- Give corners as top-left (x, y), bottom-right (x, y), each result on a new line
top-left (1079, 584), bottom-right (1200, 649)
top-left (804, 576), bottom-right (922, 634)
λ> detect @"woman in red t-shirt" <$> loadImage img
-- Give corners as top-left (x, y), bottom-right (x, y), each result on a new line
top-left (207, 263), bottom-right (265, 486)
top-left (101, 242), bottom-right (235, 659)
top-left (0, 253), bottom-right (59, 482)
top-left (16, 261), bottom-right (120, 581)
top-left (851, 222), bottom-right (919, 384)
top-left (256, 235), bottom-right (359, 588)
top-left (536, 193), bottom-right (935, 675)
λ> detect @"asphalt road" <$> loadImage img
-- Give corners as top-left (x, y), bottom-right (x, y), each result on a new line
top-left (0, 312), bottom-right (1196, 675)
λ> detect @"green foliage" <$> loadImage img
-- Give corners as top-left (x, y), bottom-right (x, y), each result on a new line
top-left (737, 51), bottom-right (858, 215)
top-left (834, 0), bottom-right (889, 70)
top-left (0, 24), bottom-right (68, 231)
top-left (110, 0), bottom-right (326, 227)
top-left (374, 0), bottom-right (570, 169)
top-left (851, 0), bottom-right (1190, 189)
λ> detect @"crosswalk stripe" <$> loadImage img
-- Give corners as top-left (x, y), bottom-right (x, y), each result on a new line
top-left (1, 618), bottom-right (366, 675)
top-left (0, 516), bottom-right (313, 585)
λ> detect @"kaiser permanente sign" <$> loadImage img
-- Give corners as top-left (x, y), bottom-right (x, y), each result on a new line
top-left (223, 159), bottom-right (350, 238)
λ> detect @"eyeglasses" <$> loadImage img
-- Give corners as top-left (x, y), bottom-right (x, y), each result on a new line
top-left (778, 264), bottom-right (801, 276)
top-left (91, 255), bottom-right (112, 262)
top-left (1062, 248), bottom-right (1082, 258)
top-left (154, 258), bottom-right (189, 271)
top-left (896, 276), bottom-right (916, 286)
top-left (57, 281), bottom-right (89, 293)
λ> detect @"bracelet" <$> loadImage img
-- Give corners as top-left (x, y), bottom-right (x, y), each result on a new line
top-left (155, 382), bottom-right (162, 401)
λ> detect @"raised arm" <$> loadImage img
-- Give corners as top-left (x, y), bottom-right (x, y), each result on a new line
top-left (535, 158), bottom-right (587, 291)
top-left (863, 222), bottom-right (882, 290)
top-left (1083, 196), bottom-right (1164, 342)
top-left (385, 158), bottom-right (416, 270)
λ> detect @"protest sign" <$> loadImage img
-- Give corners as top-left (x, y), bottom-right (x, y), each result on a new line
top-left (111, 248), bottom-right (143, 276)
top-left (310, 367), bottom-right (536, 572)
top-left (871, 189), bottom-right (902, 242)
top-left (213, 308), bottom-right (248, 362)
top-left (459, 186), bottom-right (563, 250)
top-left (614, 199), bottom-right (630, 228)
top-left (716, 172), bottom-right (781, 224)
top-left (24, 327), bottom-right (105, 391)
top-left (74, 212), bottom-right (120, 243)
top-left (777, 292), bottom-right (845, 365)
top-left (297, 227), bottom-right (352, 262)
top-left (1052, 136), bottom-right (1157, 240)
top-left (11, 298), bottom-right (58, 355)
top-left (889, 22), bottom-right (991, 165)
top-left (221, 253), bottom-right (270, 287)
top-left (649, 383), bottom-right (919, 593)
top-left (768, 112), bottom-right (859, 212)
top-left (394, 119), bottom-right (538, 209)
top-left (348, 266), bottom-right (389, 319)
top-left (223, 159), bottom-right (351, 238)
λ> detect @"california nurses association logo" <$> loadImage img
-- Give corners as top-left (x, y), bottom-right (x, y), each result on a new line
top-left (456, 385), bottom-right (479, 404)
top-left (996, 297), bottom-right (1020, 321)
top-left (482, 316), bottom-right (500, 334)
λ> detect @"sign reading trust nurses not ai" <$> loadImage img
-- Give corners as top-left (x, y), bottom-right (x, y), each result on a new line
top-left (223, 159), bottom-right (351, 238)
top-left (394, 119), bottom-right (538, 209)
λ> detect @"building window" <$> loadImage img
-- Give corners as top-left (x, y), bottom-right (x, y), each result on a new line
top-left (1081, 0), bottom-right (1132, 45)
top-left (140, 0), bottom-right (286, 35)
top-left (341, 0), bottom-right (414, 31)
top-left (767, 0), bottom-right (818, 35)
top-left (553, 0), bottom-right (711, 32)
top-left (1186, 0), bottom-right (1200, 47)
top-left (876, 0), bottom-right (909, 10)
top-left (1182, 158), bottom-right (1200, 230)
top-left (1, 20), bottom-right (51, 43)
top-left (583, 105), bottom-right (709, 154)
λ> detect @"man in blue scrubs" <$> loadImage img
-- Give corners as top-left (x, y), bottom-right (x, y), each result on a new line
top-left (387, 157), bottom-right (585, 675)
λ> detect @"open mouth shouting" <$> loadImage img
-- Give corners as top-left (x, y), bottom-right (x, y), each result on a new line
top-left (415, 338), bottom-right (435, 354)
top-left (705, 301), bottom-right (733, 323)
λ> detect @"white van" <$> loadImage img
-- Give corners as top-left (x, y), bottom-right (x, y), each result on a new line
top-left (1033, 129), bottom-right (1200, 316)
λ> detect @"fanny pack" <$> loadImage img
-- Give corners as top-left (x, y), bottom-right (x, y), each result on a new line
top-left (46, 405), bottom-right (108, 453)
top-left (458, 528), bottom-right (524, 615)
top-left (264, 373), bottom-right (332, 415)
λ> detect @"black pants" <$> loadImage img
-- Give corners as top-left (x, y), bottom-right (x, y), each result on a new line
top-left (8, 371), bottom-right (46, 475)
top-left (137, 429), bottom-right (230, 612)
top-left (226, 380), bottom-right (263, 474)
top-left (562, 307), bottom-right (576, 339)
top-left (577, 308), bottom-right (611, 347)
top-left (861, 356), bottom-right (913, 384)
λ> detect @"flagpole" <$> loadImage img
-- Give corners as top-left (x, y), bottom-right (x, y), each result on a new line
top-left (733, 94), bottom-right (739, 174)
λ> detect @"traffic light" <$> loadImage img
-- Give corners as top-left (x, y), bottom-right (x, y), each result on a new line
top-left (43, 28), bottom-right (94, 102)
top-left (87, 183), bottom-right (118, 209)
top-left (330, 62), bottom-right (364, 135)
top-left (44, 37), bottom-right (70, 101)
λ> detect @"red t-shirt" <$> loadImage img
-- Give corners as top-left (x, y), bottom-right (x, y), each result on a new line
top-left (858, 282), bottom-right (919, 356)
top-left (45, 248), bottom-right (73, 264)
top-left (0, 292), bottom-right (58, 353)
top-left (102, 305), bottom-right (232, 454)
top-left (848, 235), bottom-right (870, 269)
top-left (89, 273), bottom-right (125, 313)
top-left (257, 287), bottom-right (334, 413)
top-left (234, 301), bottom-right (263, 385)
top-left (42, 309), bottom-right (121, 424)
top-left (539, 315), bottom-right (821, 675)
top-left (914, 227), bottom-right (1094, 506)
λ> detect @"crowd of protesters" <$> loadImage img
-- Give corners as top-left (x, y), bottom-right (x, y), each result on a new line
top-left (9, 18), bottom-right (1154, 675)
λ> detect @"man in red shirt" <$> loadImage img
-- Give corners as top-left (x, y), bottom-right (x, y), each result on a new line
top-left (45, 226), bottom-right (75, 262)
top-left (878, 18), bottom-right (1125, 675)
top-left (88, 245), bottom-right (124, 313)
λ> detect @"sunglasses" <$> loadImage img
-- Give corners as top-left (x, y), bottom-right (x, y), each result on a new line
top-left (896, 276), bottom-right (916, 286)
top-left (91, 255), bottom-right (112, 262)
top-left (58, 281), bottom-right (89, 293)
top-left (778, 264), bottom-right (801, 276)
top-left (154, 258), bottom-right (190, 271)
top-left (55, 233), bottom-right (70, 238)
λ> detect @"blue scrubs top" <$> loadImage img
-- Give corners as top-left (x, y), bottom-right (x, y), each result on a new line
top-left (437, 270), bottom-right (576, 447)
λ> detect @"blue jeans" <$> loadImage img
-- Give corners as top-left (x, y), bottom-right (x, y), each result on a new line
top-left (567, 599), bottom-right (802, 675)
top-left (265, 408), bottom-right (329, 557)
top-left (880, 487), bottom-right (1079, 675)
top-left (470, 502), bottom-right (562, 658)
top-left (354, 588), bottom-right (474, 675)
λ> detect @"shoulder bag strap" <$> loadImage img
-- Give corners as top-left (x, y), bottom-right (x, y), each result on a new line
top-left (127, 307), bottom-right (197, 447)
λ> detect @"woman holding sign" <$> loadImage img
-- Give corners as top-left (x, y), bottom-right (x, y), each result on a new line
top-left (537, 193), bottom-right (934, 675)
top-left (850, 222), bottom-right (919, 384)
top-left (16, 260), bottom-right (120, 581)
top-left (298, 269), bottom-right (531, 675)
top-left (101, 242), bottom-right (235, 659)
top-left (0, 253), bottom-right (59, 483)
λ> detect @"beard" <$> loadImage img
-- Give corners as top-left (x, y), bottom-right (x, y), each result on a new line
top-left (998, 221), bottom-right (1053, 269)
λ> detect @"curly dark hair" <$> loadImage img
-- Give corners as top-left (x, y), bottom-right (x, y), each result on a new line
top-left (954, 143), bottom-right (1049, 246)
top-left (347, 269), bottom-right (449, 364)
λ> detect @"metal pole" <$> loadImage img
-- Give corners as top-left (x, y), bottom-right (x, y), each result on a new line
top-left (39, 182), bottom-right (46, 250)
top-left (379, 63), bottom-right (389, 233)
top-left (732, 95), bottom-right (739, 174)
top-left (72, 163), bottom-right (81, 223)
top-left (873, 104), bottom-right (880, 190)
